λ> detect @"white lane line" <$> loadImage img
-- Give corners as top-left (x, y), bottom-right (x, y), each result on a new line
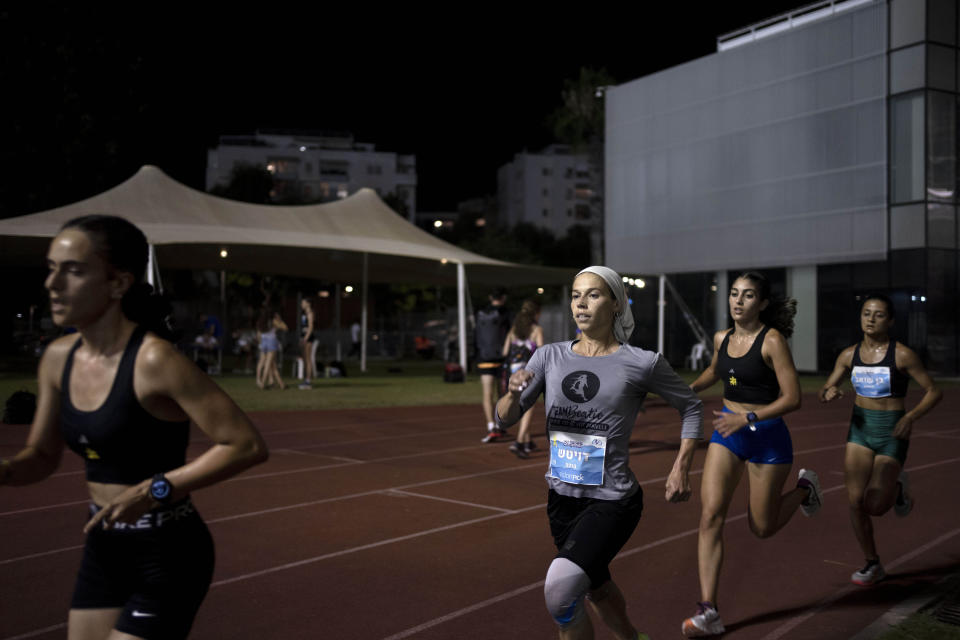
top-left (0, 437), bottom-right (855, 518)
top-left (289, 426), bottom-right (477, 450)
top-left (0, 545), bottom-right (83, 566)
top-left (385, 490), bottom-right (514, 513)
top-left (210, 504), bottom-right (544, 588)
top-left (760, 526), bottom-right (960, 640)
top-left (251, 409), bottom-right (480, 437)
top-left (3, 623), bottom-right (68, 640)
top-left (229, 443), bottom-right (503, 481)
top-left (271, 448), bottom-right (361, 462)
top-left (0, 499), bottom-right (88, 518)
top-left (207, 462), bottom-right (543, 523)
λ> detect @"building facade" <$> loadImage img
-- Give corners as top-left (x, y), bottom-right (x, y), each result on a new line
top-left (207, 130), bottom-right (417, 220)
top-left (497, 145), bottom-right (595, 235)
top-left (606, 0), bottom-right (959, 374)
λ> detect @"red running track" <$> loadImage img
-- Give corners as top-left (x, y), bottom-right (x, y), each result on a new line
top-left (1, 390), bottom-right (959, 639)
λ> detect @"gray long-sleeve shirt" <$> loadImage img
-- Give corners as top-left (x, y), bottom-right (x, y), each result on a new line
top-left (497, 341), bottom-right (703, 500)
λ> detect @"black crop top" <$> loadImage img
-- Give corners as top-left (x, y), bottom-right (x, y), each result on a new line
top-left (716, 326), bottom-right (781, 404)
top-left (60, 325), bottom-right (190, 484)
top-left (851, 340), bottom-right (909, 399)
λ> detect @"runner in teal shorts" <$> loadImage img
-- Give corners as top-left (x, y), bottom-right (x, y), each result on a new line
top-left (820, 294), bottom-right (941, 586)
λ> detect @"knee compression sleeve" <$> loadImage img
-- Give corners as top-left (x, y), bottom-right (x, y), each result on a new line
top-left (544, 557), bottom-right (590, 627)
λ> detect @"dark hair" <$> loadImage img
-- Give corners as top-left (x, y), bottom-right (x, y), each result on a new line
top-left (861, 293), bottom-right (894, 319)
top-left (256, 307), bottom-right (273, 333)
top-left (489, 287), bottom-right (507, 300)
top-left (735, 271), bottom-right (797, 338)
top-left (60, 215), bottom-right (173, 339)
top-left (511, 299), bottom-right (541, 340)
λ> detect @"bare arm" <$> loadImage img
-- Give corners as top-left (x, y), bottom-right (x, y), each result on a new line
top-left (0, 338), bottom-right (71, 486)
top-left (819, 346), bottom-right (854, 402)
top-left (501, 331), bottom-right (513, 358)
top-left (893, 345), bottom-right (942, 439)
top-left (689, 331), bottom-right (724, 392)
top-left (85, 337), bottom-right (268, 532)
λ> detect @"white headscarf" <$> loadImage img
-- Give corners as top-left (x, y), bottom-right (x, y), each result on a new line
top-left (575, 266), bottom-right (635, 343)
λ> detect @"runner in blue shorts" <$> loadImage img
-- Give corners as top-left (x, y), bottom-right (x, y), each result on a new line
top-left (820, 294), bottom-right (941, 586)
top-left (682, 271), bottom-right (824, 637)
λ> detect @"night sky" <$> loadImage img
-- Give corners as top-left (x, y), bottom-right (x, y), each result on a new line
top-left (2, 2), bottom-right (806, 216)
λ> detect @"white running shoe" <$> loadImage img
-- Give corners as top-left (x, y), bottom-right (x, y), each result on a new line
top-left (894, 470), bottom-right (913, 517)
top-left (851, 560), bottom-right (886, 586)
top-left (682, 601), bottom-right (725, 637)
top-left (798, 468), bottom-right (822, 517)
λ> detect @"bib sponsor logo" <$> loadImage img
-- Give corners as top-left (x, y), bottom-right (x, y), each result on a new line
top-left (561, 371), bottom-right (600, 403)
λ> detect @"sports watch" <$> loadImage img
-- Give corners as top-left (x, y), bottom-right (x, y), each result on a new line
top-left (149, 473), bottom-right (174, 504)
top-left (746, 412), bottom-right (759, 431)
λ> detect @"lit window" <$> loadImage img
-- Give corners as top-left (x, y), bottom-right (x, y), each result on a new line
top-left (337, 185), bottom-right (349, 199)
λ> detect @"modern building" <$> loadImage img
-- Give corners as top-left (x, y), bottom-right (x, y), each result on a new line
top-left (606, 0), bottom-right (959, 374)
top-left (497, 144), bottom-right (596, 235)
top-left (207, 130), bottom-right (417, 220)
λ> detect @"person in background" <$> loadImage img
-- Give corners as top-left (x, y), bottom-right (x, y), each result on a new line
top-left (476, 287), bottom-right (511, 443)
top-left (503, 299), bottom-right (544, 458)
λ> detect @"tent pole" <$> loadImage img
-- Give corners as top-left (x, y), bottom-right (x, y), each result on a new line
top-left (361, 253), bottom-right (368, 373)
top-left (147, 244), bottom-right (163, 294)
top-left (457, 263), bottom-right (467, 372)
top-left (334, 282), bottom-right (342, 361)
top-left (657, 274), bottom-right (666, 355)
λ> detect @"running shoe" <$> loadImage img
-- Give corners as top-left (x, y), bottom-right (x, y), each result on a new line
top-left (525, 440), bottom-right (537, 452)
top-left (682, 601), bottom-right (724, 637)
top-left (894, 470), bottom-right (913, 517)
top-left (481, 428), bottom-right (505, 443)
top-left (797, 468), bottom-right (823, 517)
top-left (298, 382), bottom-right (311, 390)
top-left (509, 442), bottom-right (529, 459)
top-left (851, 559), bottom-right (886, 586)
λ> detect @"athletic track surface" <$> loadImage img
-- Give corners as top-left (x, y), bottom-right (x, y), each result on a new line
top-left (1, 390), bottom-right (958, 639)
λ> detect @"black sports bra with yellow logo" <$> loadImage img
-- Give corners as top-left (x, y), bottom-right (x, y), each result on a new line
top-left (60, 325), bottom-right (189, 484)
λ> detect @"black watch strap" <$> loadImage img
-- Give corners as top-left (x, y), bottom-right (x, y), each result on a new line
top-left (149, 473), bottom-right (174, 504)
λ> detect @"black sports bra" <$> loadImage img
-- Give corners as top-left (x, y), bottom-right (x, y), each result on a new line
top-left (60, 325), bottom-right (190, 484)
top-left (716, 326), bottom-right (781, 404)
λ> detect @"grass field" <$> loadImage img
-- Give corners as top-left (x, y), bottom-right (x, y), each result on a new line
top-left (0, 353), bottom-right (848, 413)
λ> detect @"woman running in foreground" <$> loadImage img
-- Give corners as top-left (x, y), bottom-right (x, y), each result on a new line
top-left (819, 294), bottom-right (941, 586)
top-left (682, 271), bottom-right (823, 638)
top-left (498, 266), bottom-right (703, 640)
top-left (0, 215), bottom-right (268, 640)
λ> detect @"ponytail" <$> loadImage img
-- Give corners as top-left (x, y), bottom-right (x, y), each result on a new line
top-left (737, 271), bottom-right (797, 338)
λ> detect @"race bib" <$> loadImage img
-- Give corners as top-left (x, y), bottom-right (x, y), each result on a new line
top-left (851, 366), bottom-right (892, 398)
top-left (549, 431), bottom-right (606, 485)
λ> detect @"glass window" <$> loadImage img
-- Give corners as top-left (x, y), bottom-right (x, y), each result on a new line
top-left (890, 0), bottom-right (926, 49)
top-left (928, 0), bottom-right (957, 45)
top-left (891, 45), bottom-right (925, 94)
top-left (890, 93), bottom-right (925, 203)
top-left (928, 204), bottom-right (957, 248)
top-left (928, 45), bottom-right (957, 91)
top-left (890, 204), bottom-right (926, 249)
top-left (927, 91), bottom-right (957, 202)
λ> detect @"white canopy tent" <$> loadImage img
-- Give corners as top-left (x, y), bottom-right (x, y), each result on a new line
top-left (0, 165), bottom-right (575, 371)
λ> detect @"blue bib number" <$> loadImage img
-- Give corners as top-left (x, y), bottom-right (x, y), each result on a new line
top-left (549, 432), bottom-right (606, 486)
top-left (851, 366), bottom-right (891, 398)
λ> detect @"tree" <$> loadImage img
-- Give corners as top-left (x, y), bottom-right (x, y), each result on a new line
top-left (209, 163), bottom-right (274, 204)
top-left (549, 67), bottom-right (615, 264)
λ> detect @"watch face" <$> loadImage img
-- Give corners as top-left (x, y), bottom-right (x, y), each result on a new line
top-left (151, 478), bottom-right (171, 501)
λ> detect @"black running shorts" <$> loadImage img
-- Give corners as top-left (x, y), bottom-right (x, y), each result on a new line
top-left (71, 499), bottom-right (215, 640)
top-left (547, 487), bottom-right (644, 589)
